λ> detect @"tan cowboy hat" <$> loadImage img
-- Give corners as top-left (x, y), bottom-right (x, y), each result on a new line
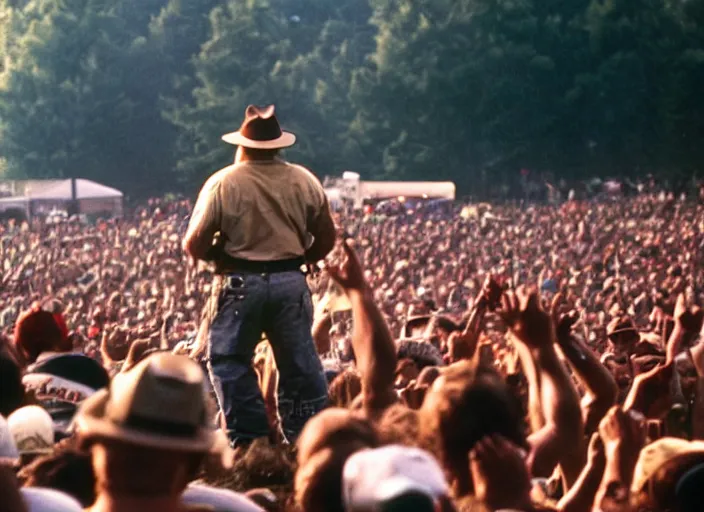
top-left (74, 353), bottom-right (227, 455)
top-left (222, 105), bottom-right (296, 149)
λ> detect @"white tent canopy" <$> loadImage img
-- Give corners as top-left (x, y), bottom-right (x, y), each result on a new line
top-left (0, 179), bottom-right (124, 219)
top-left (26, 179), bottom-right (123, 200)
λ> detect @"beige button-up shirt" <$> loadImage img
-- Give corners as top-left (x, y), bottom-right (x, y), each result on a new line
top-left (186, 159), bottom-right (333, 261)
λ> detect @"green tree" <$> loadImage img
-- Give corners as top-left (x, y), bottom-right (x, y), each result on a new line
top-left (0, 0), bottom-right (178, 195)
top-left (564, 0), bottom-right (684, 178)
top-left (167, 0), bottom-right (376, 185)
top-left (348, 0), bottom-right (584, 190)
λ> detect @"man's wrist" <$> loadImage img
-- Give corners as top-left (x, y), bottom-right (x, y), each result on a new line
top-left (347, 286), bottom-right (371, 300)
top-left (531, 334), bottom-right (560, 361)
top-left (598, 480), bottom-right (630, 511)
top-left (603, 443), bottom-right (636, 487)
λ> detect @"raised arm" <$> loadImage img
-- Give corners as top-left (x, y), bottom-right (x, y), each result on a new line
top-left (667, 293), bottom-right (703, 363)
top-left (447, 275), bottom-right (502, 363)
top-left (327, 240), bottom-right (397, 417)
top-left (500, 288), bottom-right (586, 488)
top-left (557, 434), bottom-right (606, 512)
top-left (593, 407), bottom-right (645, 512)
top-left (552, 302), bottom-right (618, 435)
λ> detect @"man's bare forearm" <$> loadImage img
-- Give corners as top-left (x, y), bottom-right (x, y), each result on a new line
top-left (347, 288), bottom-right (397, 416)
top-left (312, 314), bottom-right (333, 354)
top-left (558, 457), bottom-right (605, 512)
top-left (594, 449), bottom-right (633, 512)
top-left (515, 338), bottom-right (546, 432)
top-left (530, 342), bottom-right (586, 488)
top-left (559, 336), bottom-right (618, 434)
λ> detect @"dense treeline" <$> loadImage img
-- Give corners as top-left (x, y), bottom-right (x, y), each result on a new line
top-left (0, 0), bottom-right (702, 196)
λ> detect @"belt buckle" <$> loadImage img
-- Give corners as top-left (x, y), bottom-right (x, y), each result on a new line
top-left (226, 275), bottom-right (245, 289)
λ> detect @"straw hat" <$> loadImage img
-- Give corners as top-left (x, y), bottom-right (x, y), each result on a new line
top-left (222, 105), bottom-right (296, 149)
top-left (74, 353), bottom-right (226, 454)
top-left (632, 437), bottom-right (704, 495)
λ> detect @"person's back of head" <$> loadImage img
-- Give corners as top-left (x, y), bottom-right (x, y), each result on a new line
top-left (8, 406), bottom-right (55, 463)
top-left (342, 445), bottom-right (449, 512)
top-left (673, 462), bottom-right (704, 512)
top-left (328, 370), bottom-right (362, 409)
top-left (631, 438), bottom-right (704, 511)
top-left (236, 146), bottom-right (280, 163)
top-left (72, 353), bottom-right (230, 508)
top-left (18, 440), bottom-right (95, 507)
top-left (14, 307), bottom-right (70, 365)
top-left (419, 361), bottom-right (526, 497)
top-left (295, 447), bottom-right (348, 512)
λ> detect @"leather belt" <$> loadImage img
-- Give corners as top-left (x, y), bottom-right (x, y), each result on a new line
top-left (219, 257), bottom-right (306, 275)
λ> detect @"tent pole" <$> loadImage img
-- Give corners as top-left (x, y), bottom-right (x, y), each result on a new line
top-left (68, 178), bottom-right (79, 216)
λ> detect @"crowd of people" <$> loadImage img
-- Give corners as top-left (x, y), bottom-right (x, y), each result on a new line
top-left (0, 184), bottom-right (702, 511)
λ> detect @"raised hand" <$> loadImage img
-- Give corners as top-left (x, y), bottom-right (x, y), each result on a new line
top-left (325, 239), bottom-right (367, 292)
top-left (624, 361), bottom-right (674, 418)
top-left (587, 431), bottom-right (606, 468)
top-left (673, 293), bottom-right (703, 335)
top-left (598, 406), bottom-right (645, 488)
top-left (550, 292), bottom-right (579, 345)
top-left (479, 274), bottom-right (504, 311)
top-left (499, 287), bottom-right (554, 349)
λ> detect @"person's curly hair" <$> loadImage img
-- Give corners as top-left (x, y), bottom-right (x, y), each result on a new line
top-left (328, 369), bottom-right (362, 408)
top-left (376, 403), bottom-right (421, 447)
top-left (203, 438), bottom-right (296, 507)
top-left (419, 360), bottom-right (527, 497)
top-left (18, 438), bottom-right (95, 507)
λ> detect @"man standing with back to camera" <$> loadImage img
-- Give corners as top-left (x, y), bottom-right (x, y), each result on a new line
top-left (183, 105), bottom-right (336, 447)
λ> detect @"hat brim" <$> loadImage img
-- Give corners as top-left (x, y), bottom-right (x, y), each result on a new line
top-left (221, 131), bottom-right (296, 149)
top-left (74, 389), bottom-right (224, 454)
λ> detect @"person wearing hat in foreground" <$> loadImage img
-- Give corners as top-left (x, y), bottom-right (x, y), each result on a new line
top-left (342, 445), bottom-right (452, 512)
top-left (73, 352), bottom-right (235, 512)
top-left (183, 105), bottom-right (336, 446)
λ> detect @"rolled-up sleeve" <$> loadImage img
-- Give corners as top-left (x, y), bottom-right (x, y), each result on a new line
top-left (183, 174), bottom-right (223, 259)
top-left (305, 181), bottom-right (336, 261)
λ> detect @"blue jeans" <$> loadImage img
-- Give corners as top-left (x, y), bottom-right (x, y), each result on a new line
top-left (207, 270), bottom-right (328, 445)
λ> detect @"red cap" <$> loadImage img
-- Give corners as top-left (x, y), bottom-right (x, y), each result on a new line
top-left (14, 305), bottom-right (71, 364)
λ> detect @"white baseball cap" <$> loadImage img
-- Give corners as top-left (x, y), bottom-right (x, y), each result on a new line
top-left (0, 414), bottom-right (19, 460)
top-left (8, 406), bottom-right (54, 455)
top-left (182, 483), bottom-right (265, 512)
top-left (343, 445), bottom-right (449, 511)
top-left (21, 488), bottom-right (83, 512)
